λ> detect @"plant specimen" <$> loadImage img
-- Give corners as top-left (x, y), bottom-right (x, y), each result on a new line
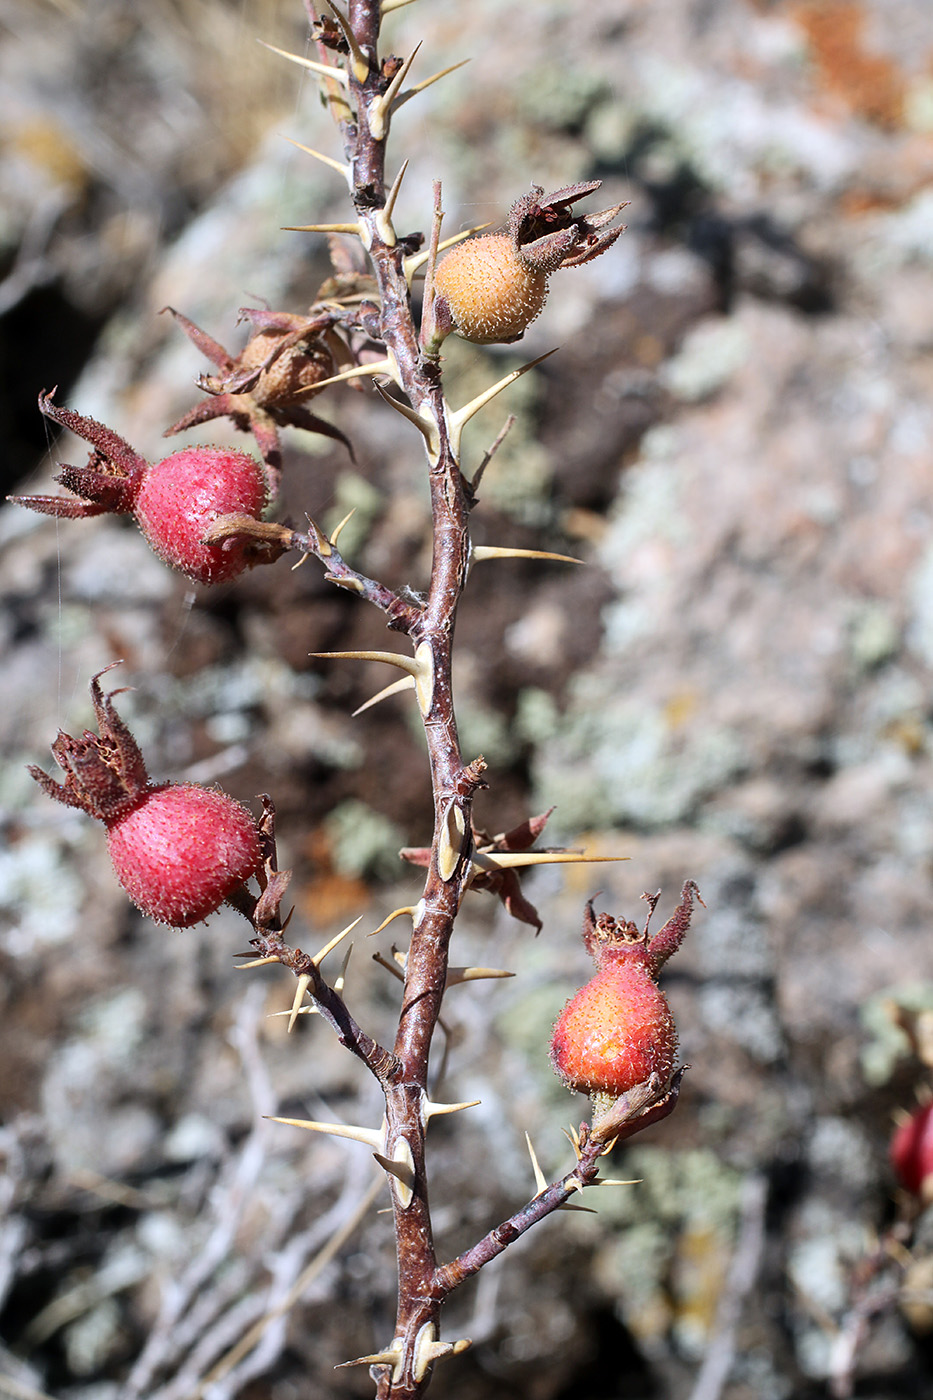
top-left (17, 3), bottom-right (701, 1394)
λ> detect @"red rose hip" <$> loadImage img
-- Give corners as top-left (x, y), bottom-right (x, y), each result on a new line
top-left (10, 393), bottom-right (278, 585)
top-left (29, 666), bottom-right (262, 926)
top-left (107, 784), bottom-right (262, 927)
top-left (890, 1102), bottom-right (933, 1201)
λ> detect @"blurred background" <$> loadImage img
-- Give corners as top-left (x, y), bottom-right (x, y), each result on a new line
top-left (3, 1), bottom-right (933, 1396)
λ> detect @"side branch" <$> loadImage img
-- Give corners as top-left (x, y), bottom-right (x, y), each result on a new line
top-left (431, 1070), bottom-right (686, 1298)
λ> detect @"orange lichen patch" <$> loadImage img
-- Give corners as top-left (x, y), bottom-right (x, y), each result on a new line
top-left (837, 187), bottom-right (905, 217)
top-left (793, 2), bottom-right (906, 129)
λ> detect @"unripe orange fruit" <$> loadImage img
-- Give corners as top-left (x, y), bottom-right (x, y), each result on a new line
top-left (430, 183), bottom-right (627, 347)
top-left (551, 947), bottom-right (678, 1100)
top-left (433, 235), bottom-right (549, 345)
top-left (550, 884), bottom-right (701, 1111)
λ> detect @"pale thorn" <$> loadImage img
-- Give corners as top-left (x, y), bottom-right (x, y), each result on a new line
top-left (321, 0), bottom-right (370, 83)
top-left (291, 551), bottom-right (311, 571)
top-left (413, 640), bottom-right (435, 716)
top-left (368, 905), bottom-right (416, 938)
top-left (333, 944), bottom-right (352, 995)
top-left (381, 0), bottom-right (418, 11)
top-left (352, 674), bottom-right (416, 717)
top-left (393, 58), bottom-right (471, 114)
top-left (268, 1005), bottom-right (317, 1019)
top-left (328, 507), bottom-right (356, 548)
top-left (563, 1123), bottom-right (583, 1158)
top-left (448, 349), bottom-right (559, 459)
top-left (367, 42), bottom-right (422, 141)
top-left (266, 1116), bottom-right (385, 1151)
top-left (311, 648), bottom-right (423, 678)
top-left (405, 222), bottom-right (492, 280)
top-left (593, 1178), bottom-right (641, 1187)
top-left (413, 1322), bottom-right (471, 1382)
top-left (325, 573), bottom-right (364, 594)
top-left (437, 797), bottom-right (468, 882)
top-left (260, 41), bottom-right (349, 86)
top-left (312, 914), bottom-right (363, 967)
top-left (373, 381), bottom-right (440, 458)
top-left (423, 1096), bottom-right (481, 1119)
top-left (282, 221), bottom-right (363, 234)
top-left (445, 964), bottom-right (514, 986)
top-left (525, 1131), bottom-right (548, 1196)
top-left (376, 159), bottom-right (410, 247)
top-left (287, 973), bottom-right (313, 1033)
top-left (235, 954), bottom-right (282, 969)
top-left (297, 358), bottom-right (396, 393)
top-left (392, 945), bottom-right (408, 969)
top-left (470, 850), bottom-right (629, 873)
top-left (472, 545), bottom-right (583, 566)
top-left (336, 1344), bottom-right (403, 1375)
top-left (373, 1135), bottom-right (416, 1206)
top-left (280, 136), bottom-right (351, 187)
top-left (552, 1172), bottom-right (596, 1214)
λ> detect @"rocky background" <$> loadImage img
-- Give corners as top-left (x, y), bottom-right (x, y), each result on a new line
top-left (3, 1), bottom-right (933, 1397)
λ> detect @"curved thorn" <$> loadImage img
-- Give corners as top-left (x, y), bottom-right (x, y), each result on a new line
top-left (322, 0), bottom-right (370, 83)
top-left (424, 1097), bottom-right (481, 1119)
top-left (312, 915), bottom-right (363, 967)
top-left (328, 507), bottom-right (356, 548)
top-left (372, 382), bottom-right (440, 457)
top-left (283, 221), bottom-right (363, 234)
top-left (353, 675), bottom-right (416, 717)
top-left (472, 545), bottom-right (582, 565)
top-left (471, 851), bottom-right (629, 872)
top-left (376, 159), bottom-right (410, 246)
top-left (369, 906), bottom-right (416, 938)
top-left (280, 136), bottom-right (351, 183)
top-left (259, 40), bottom-right (349, 85)
top-left (368, 42), bottom-right (422, 140)
top-left (266, 1116), bottom-right (385, 1150)
top-left (336, 1346), bottom-right (402, 1371)
top-left (394, 58), bottom-right (470, 112)
top-left (449, 349), bottom-right (559, 458)
top-left (374, 1136), bottom-right (415, 1205)
top-left (446, 964), bottom-right (514, 985)
top-left (303, 358), bottom-right (396, 392)
top-left (312, 648), bottom-right (422, 677)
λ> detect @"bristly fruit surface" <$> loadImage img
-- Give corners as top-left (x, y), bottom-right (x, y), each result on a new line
top-left (106, 784), bottom-right (263, 926)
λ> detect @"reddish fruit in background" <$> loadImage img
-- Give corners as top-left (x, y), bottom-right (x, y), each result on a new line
top-left (891, 1101), bottom-right (933, 1201)
top-left (29, 666), bottom-right (262, 927)
top-left (9, 392), bottom-right (279, 585)
top-left (551, 882), bottom-right (702, 1113)
top-left (433, 181), bottom-right (627, 345)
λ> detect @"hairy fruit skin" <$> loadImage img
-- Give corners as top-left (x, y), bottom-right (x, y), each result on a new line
top-left (433, 235), bottom-right (549, 345)
top-left (29, 667), bottom-right (262, 927)
top-left (10, 394), bottom-right (277, 586)
top-left (551, 949), bottom-right (677, 1098)
top-left (106, 784), bottom-right (263, 927)
top-left (891, 1102), bottom-right (933, 1201)
top-left (431, 182), bottom-right (627, 346)
top-left (550, 883), bottom-right (701, 1108)
top-left (133, 446), bottom-right (268, 584)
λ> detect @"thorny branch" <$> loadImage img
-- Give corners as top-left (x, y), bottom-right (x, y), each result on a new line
top-left (227, 2), bottom-right (671, 1394)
